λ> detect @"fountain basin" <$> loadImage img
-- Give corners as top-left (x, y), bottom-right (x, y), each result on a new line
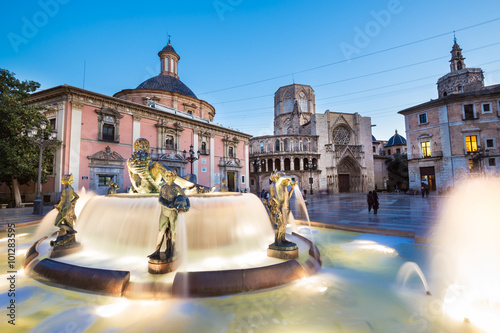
top-left (23, 192), bottom-right (322, 298)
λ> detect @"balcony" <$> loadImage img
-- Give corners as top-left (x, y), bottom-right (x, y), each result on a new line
top-left (409, 150), bottom-right (443, 161)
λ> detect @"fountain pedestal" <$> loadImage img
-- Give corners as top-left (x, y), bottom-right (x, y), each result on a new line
top-left (267, 241), bottom-right (298, 260)
top-left (148, 254), bottom-right (179, 274)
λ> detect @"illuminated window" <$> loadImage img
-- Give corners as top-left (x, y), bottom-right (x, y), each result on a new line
top-left (421, 141), bottom-right (431, 157)
top-left (468, 159), bottom-right (474, 170)
top-left (465, 135), bottom-right (478, 153)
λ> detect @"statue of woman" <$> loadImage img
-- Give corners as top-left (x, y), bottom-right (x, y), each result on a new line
top-left (269, 170), bottom-right (297, 246)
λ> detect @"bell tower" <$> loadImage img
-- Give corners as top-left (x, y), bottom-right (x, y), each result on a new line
top-left (436, 38), bottom-right (484, 98)
top-left (158, 36), bottom-right (180, 78)
top-left (450, 37), bottom-right (466, 72)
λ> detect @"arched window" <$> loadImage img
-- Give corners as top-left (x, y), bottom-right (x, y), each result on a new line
top-left (275, 159), bottom-right (281, 171)
top-left (298, 91), bottom-right (308, 113)
top-left (268, 159), bottom-right (273, 172)
top-left (284, 139), bottom-right (290, 152)
top-left (275, 140), bottom-right (280, 152)
top-left (284, 158), bottom-right (291, 171)
top-left (294, 158), bottom-right (300, 171)
top-left (283, 97), bottom-right (293, 113)
top-left (201, 141), bottom-right (207, 154)
top-left (275, 102), bottom-right (281, 117)
top-left (229, 147), bottom-right (234, 157)
top-left (260, 141), bottom-right (264, 152)
top-left (304, 158), bottom-right (309, 170)
top-left (312, 158), bottom-right (318, 170)
top-left (303, 140), bottom-right (308, 151)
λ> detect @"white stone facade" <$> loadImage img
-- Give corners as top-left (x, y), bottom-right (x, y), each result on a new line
top-left (249, 84), bottom-right (374, 194)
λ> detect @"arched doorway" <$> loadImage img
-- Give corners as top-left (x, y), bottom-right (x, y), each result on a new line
top-left (337, 156), bottom-right (362, 193)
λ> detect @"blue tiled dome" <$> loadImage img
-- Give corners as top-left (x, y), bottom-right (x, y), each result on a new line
top-left (136, 75), bottom-right (197, 98)
top-left (372, 135), bottom-right (377, 142)
top-left (385, 130), bottom-right (406, 147)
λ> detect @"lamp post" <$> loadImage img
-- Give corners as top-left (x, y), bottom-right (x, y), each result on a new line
top-left (252, 157), bottom-right (264, 195)
top-left (27, 121), bottom-right (58, 215)
top-left (307, 159), bottom-right (314, 195)
top-left (469, 148), bottom-right (486, 174)
top-left (183, 145), bottom-right (200, 176)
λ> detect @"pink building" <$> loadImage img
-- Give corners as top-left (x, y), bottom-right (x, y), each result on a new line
top-left (12, 41), bottom-right (250, 202)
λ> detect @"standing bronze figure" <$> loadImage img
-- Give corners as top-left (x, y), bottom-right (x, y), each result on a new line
top-left (148, 170), bottom-right (190, 264)
top-left (51, 174), bottom-right (80, 252)
top-left (269, 170), bottom-right (297, 246)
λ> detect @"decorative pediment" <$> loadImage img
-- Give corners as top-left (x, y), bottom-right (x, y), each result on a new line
top-left (88, 146), bottom-right (125, 161)
top-left (95, 107), bottom-right (124, 122)
top-left (159, 151), bottom-right (185, 162)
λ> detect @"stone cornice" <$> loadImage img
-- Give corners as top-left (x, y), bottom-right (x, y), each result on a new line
top-left (29, 84), bottom-right (251, 139)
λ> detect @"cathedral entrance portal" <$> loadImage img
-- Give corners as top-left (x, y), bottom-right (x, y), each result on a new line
top-left (337, 157), bottom-right (362, 193)
top-left (338, 174), bottom-right (350, 192)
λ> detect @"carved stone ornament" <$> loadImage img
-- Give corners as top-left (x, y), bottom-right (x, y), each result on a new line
top-left (88, 146), bottom-right (125, 161)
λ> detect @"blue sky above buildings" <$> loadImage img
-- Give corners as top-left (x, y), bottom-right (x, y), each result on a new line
top-left (1, 0), bottom-right (499, 140)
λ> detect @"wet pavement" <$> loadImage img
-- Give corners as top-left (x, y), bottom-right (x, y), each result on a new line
top-left (292, 191), bottom-right (442, 239)
top-left (0, 193), bottom-right (443, 239)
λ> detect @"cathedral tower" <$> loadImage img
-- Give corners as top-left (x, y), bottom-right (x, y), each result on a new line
top-left (437, 38), bottom-right (484, 97)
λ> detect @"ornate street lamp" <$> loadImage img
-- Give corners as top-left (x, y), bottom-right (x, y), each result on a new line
top-left (469, 148), bottom-right (486, 174)
top-left (307, 159), bottom-right (315, 195)
top-left (252, 157), bottom-right (265, 195)
top-left (183, 145), bottom-right (200, 176)
top-left (27, 121), bottom-right (58, 215)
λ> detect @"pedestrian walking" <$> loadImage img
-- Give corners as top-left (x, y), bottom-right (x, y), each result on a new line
top-left (421, 186), bottom-right (425, 198)
top-left (372, 190), bottom-right (379, 215)
top-left (367, 191), bottom-right (374, 212)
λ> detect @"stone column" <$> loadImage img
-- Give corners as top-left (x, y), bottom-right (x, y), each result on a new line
top-left (68, 102), bottom-right (82, 190)
top-left (132, 115), bottom-right (141, 147)
top-left (210, 136), bottom-right (215, 186)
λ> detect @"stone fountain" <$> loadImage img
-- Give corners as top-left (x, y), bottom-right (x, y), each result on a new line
top-left (22, 139), bottom-right (321, 299)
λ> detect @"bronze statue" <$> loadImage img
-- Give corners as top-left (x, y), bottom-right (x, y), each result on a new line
top-left (269, 170), bottom-right (297, 246)
top-left (127, 138), bottom-right (213, 194)
top-left (51, 174), bottom-right (79, 247)
top-left (127, 138), bottom-right (167, 193)
top-left (107, 182), bottom-right (119, 194)
top-left (148, 170), bottom-right (190, 260)
top-left (220, 178), bottom-right (228, 192)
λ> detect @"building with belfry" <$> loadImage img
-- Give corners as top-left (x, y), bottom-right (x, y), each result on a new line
top-left (1, 41), bottom-right (251, 203)
top-left (399, 38), bottom-right (500, 193)
top-left (249, 83), bottom-right (375, 194)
